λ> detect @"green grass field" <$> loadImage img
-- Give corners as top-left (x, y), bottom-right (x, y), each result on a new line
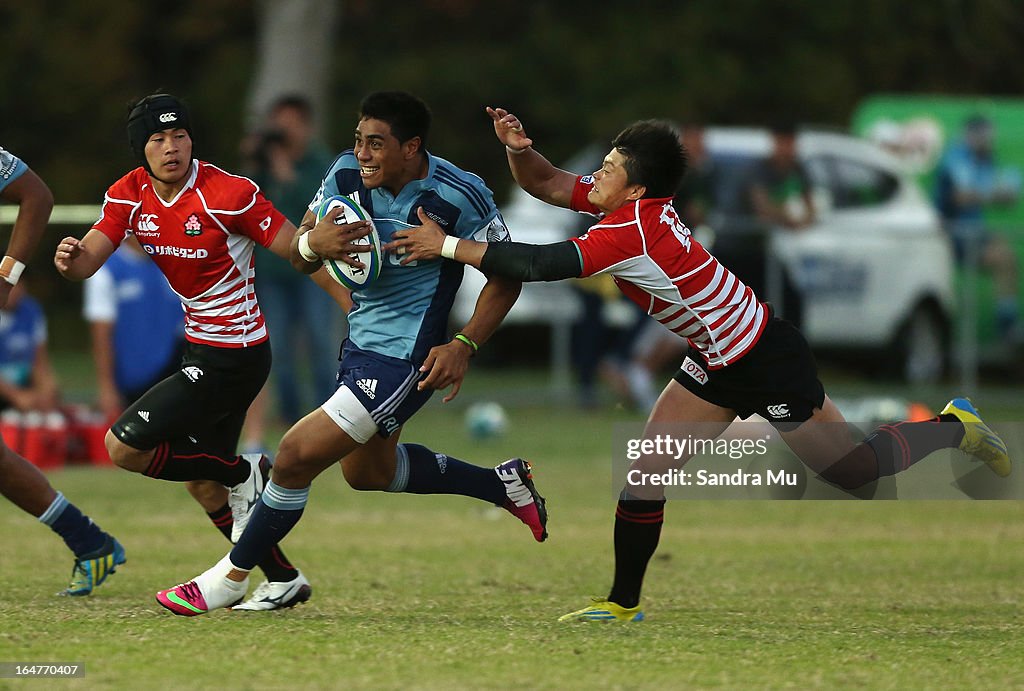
top-left (1, 369), bottom-right (1023, 689)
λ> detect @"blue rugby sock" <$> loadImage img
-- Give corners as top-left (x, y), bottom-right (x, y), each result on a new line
top-left (38, 492), bottom-right (107, 558)
top-left (205, 503), bottom-right (298, 582)
top-left (229, 480), bottom-right (309, 571)
top-left (389, 443), bottom-right (507, 505)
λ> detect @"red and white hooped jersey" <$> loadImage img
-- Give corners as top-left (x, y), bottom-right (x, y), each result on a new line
top-left (570, 176), bottom-right (768, 368)
top-left (92, 161), bottom-right (285, 348)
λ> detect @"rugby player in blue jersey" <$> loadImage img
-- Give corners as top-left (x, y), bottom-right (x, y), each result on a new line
top-left (0, 146), bottom-right (126, 595)
top-left (158, 92), bottom-right (546, 615)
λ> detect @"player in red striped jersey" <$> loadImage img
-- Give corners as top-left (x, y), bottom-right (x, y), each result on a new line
top-left (54, 93), bottom-right (355, 609)
top-left (389, 108), bottom-right (1012, 622)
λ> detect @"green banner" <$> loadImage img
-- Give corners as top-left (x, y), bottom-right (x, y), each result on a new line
top-left (852, 94), bottom-right (1024, 226)
top-left (853, 95), bottom-right (1024, 346)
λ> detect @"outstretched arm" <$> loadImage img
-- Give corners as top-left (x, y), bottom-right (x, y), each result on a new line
top-left (487, 106), bottom-right (578, 209)
top-left (386, 208), bottom-right (583, 282)
top-left (54, 229), bottom-right (116, 281)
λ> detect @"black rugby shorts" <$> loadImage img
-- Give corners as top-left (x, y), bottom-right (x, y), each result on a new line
top-left (110, 340), bottom-right (271, 456)
top-left (672, 316), bottom-right (825, 428)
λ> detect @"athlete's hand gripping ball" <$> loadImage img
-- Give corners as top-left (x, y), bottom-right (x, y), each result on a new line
top-left (306, 205), bottom-right (374, 269)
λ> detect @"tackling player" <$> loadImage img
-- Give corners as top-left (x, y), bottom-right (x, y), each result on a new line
top-left (155, 91), bottom-right (548, 616)
top-left (54, 94), bottom-right (348, 609)
top-left (386, 107), bottom-right (1012, 623)
top-left (0, 145), bottom-right (125, 595)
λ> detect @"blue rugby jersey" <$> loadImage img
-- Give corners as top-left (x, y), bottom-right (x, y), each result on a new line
top-left (0, 147), bottom-right (28, 193)
top-left (309, 151), bottom-right (510, 363)
top-left (83, 247), bottom-right (185, 393)
top-left (0, 295), bottom-right (45, 388)
top-left (0, 147), bottom-right (35, 388)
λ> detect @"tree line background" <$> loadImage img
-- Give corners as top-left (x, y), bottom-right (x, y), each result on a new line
top-left (2, 0), bottom-right (1024, 351)
top-left (3, 0), bottom-right (1023, 208)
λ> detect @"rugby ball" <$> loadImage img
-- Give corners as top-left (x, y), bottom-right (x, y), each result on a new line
top-left (314, 194), bottom-right (382, 290)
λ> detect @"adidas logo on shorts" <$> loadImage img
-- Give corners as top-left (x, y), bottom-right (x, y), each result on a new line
top-left (356, 378), bottom-right (378, 400)
top-left (138, 410), bottom-right (150, 422)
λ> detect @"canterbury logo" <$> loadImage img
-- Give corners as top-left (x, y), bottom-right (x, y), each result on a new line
top-left (158, 112), bottom-right (178, 123)
top-left (138, 213), bottom-right (160, 232)
top-left (137, 410), bottom-right (150, 422)
top-left (182, 366), bottom-right (204, 383)
top-left (356, 378), bottom-right (378, 399)
top-left (766, 404), bottom-right (790, 419)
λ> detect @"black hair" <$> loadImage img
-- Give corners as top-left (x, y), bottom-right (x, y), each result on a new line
top-left (358, 91), bottom-right (431, 151)
top-left (126, 93), bottom-right (192, 173)
top-left (611, 119), bottom-right (687, 198)
top-left (270, 94), bottom-right (314, 121)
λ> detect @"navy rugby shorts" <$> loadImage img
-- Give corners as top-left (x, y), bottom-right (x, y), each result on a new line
top-left (321, 339), bottom-right (432, 443)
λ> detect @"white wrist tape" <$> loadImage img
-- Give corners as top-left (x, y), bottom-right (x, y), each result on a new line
top-left (441, 235), bottom-right (460, 260)
top-left (297, 231), bottom-right (320, 262)
top-left (0, 256), bottom-right (26, 286)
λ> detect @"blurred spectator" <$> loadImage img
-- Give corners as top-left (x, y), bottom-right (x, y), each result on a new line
top-left (718, 124), bottom-right (812, 327)
top-left (624, 319), bottom-right (687, 412)
top-left (673, 124), bottom-right (719, 230)
top-left (555, 152), bottom-right (649, 409)
top-left (934, 114), bottom-right (1021, 342)
top-left (242, 94), bottom-right (342, 436)
top-left (572, 275), bottom-right (648, 409)
top-left (0, 281), bottom-right (59, 412)
top-left (83, 235), bottom-right (184, 420)
top-left (746, 124), bottom-right (816, 230)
